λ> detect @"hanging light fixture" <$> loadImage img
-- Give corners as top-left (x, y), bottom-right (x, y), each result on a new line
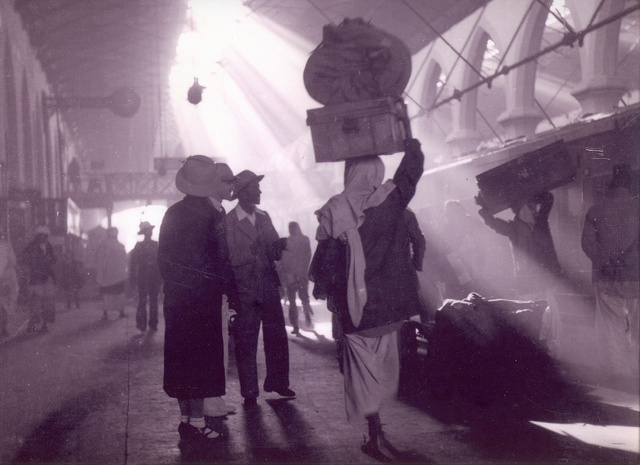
top-left (187, 77), bottom-right (205, 104)
top-left (185, 5), bottom-right (204, 105)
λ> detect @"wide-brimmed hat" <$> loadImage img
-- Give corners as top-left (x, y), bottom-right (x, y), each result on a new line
top-left (233, 170), bottom-right (264, 199)
top-left (138, 221), bottom-right (155, 234)
top-left (175, 155), bottom-right (218, 197)
top-left (215, 163), bottom-right (237, 183)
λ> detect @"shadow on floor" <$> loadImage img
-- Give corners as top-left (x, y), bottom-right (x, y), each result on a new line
top-left (289, 331), bottom-right (338, 360)
top-left (179, 400), bottom-right (330, 464)
top-left (398, 319), bottom-right (639, 465)
top-left (12, 385), bottom-right (119, 463)
top-left (103, 330), bottom-right (163, 363)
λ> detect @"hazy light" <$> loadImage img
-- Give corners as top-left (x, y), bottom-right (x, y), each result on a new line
top-left (100, 205), bottom-right (167, 253)
top-left (531, 421), bottom-right (640, 454)
top-left (168, 0), bottom-right (331, 230)
top-left (546, 0), bottom-right (571, 27)
top-left (585, 386), bottom-right (640, 413)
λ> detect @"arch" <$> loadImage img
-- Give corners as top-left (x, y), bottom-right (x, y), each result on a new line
top-left (565, 0), bottom-right (627, 113)
top-left (422, 60), bottom-right (445, 109)
top-left (445, 27), bottom-right (491, 155)
top-left (497, 0), bottom-right (550, 138)
top-left (418, 58), bottom-right (453, 150)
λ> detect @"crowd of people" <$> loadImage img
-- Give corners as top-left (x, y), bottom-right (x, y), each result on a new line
top-left (153, 149), bottom-right (638, 458)
top-left (0, 218), bottom-right (166, 337)
top-left (0, 148), bottom-right (637, 459)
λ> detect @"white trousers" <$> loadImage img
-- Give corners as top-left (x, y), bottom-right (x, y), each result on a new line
top-left (594, 281), bottom-right (640, 376)
top-left (203, 296), bottom-right (234, 416)
top-left (343, 330), bottom-right (399, 422)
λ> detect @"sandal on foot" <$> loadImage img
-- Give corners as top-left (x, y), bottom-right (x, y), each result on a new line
top-left (197, 427), bottom-right (220, 440)
top-left (361, 441), bottom-right (393, 463)
top-left (178, 423), bottom-right (219, 441)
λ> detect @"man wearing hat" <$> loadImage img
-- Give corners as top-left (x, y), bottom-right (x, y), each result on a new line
top-left (158, 155), bottom-right (240, 441)
top-left (582, 163), bottom-right (639, 380)
top-left (130, 221), bottom-right (161, 332)
top-left (226, 170), bottom-right (294, 405)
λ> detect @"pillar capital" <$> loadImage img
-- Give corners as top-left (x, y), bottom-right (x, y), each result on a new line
top-left (571, 76), bottom-right (627, 115)
top-left (497, 107), bottom-right (542, 140)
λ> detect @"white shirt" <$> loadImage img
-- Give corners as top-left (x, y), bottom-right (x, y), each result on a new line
top-left (235, 204), bottom-right (266, 226)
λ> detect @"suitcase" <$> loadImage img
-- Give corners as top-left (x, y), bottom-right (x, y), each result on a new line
top-left (475, 140), bottom-right (577, 214)
top-left (306, 97), bottom-right (410, 163)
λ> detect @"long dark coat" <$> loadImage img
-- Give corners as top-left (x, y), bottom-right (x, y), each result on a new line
top-left (21, 239), bottom-right (56, 285)
top-left (158, 195), bottom-right (238, 399)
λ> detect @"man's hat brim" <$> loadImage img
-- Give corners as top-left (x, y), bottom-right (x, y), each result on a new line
top-left (175, 169), bottom-right (218, 197)
top-left (231, 174), bottom-right (264, 200)
top-left (236, 174), bottom-right (264, 193)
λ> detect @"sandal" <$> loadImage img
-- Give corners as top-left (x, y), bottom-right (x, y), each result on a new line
top-left (197, 427), bottom-right (220, 440)
top-left (178, 423), bottom-right (220, 441)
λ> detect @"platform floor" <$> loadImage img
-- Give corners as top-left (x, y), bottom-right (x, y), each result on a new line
top-left (1, 297), bottom-right (638, 465)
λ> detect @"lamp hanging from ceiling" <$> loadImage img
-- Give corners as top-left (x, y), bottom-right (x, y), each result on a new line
top-left (185, 6), bottom-right (204, 105)
top-left (187, 77), bottom-right (205, 105)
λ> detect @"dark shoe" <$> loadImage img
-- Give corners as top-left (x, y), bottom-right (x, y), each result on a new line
top-left (244, 397), bottom-right (257, 406)
top-left (361, 413), bottom-right (392, 462)
top-left (179, 422), bottom-right (199, 440)
top-left (291, 329), bottom-right (300, 335)
top-left (361, 440), bottom-right (393, 463)
top-left (265, 387), bottom-right (295, 397)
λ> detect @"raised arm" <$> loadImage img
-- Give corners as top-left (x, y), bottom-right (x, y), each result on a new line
top-left (393, 138), bottom-right (424, 208)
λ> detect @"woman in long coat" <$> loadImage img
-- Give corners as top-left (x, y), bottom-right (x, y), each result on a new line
top-left (158, 155), bottom-right (239, 441)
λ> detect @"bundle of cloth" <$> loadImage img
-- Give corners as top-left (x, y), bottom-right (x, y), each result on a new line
top-left (303, 18), bottom-right (412, 105)
top-left (425, 292), bottom-right (560, 405)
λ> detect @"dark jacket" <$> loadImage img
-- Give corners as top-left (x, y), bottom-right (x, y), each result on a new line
top-left (226, 207), bottom-right (283, 306)
top-left (158, 195), bottom-right (239, 399)
top-left (310, 143), bottom-right (424, 334)
top-left (21, 239), bottom-right (56, 285)
top-left (130, 238), bottom-right (161, 287)
top-left (405, 208), bottom-right (426, 272)
top-left (582, 188), bottom-right (639, 282)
